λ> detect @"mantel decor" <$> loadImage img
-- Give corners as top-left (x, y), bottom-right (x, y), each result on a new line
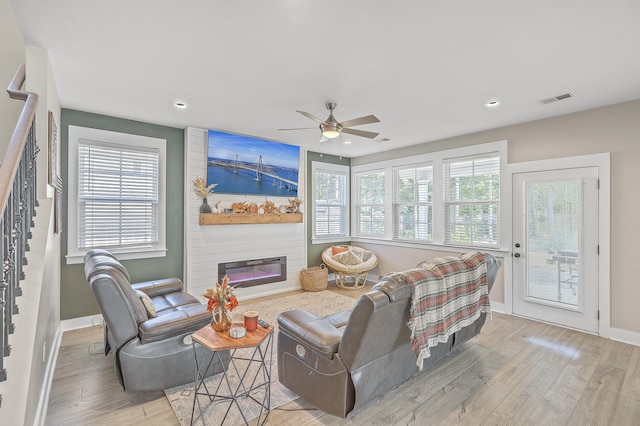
top-left (199, 212), bottom-right (302, 225)
top-left (192, 177), bottom-right (217, 213)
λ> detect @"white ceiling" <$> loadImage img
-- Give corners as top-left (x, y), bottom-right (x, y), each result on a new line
top-left (11, 0), bottom-right (640, 157)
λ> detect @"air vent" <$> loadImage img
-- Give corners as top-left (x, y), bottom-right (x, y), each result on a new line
top-left (541, 92), bottom-right (574, 104)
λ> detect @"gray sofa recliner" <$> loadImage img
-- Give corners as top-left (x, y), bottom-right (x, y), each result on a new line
top-left (84, 249), bottom-right (227, 392)
top-left (277, 253), bottom-right (501, 418)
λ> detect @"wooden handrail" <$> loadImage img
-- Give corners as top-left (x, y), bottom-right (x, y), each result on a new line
top-left (1, 64), bottom-right (40, 405)
top-left (1, 64), bottom-right (39, 215)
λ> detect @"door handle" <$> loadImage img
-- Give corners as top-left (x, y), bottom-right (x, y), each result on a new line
top-left (514, 253), bottom-right (521, 258)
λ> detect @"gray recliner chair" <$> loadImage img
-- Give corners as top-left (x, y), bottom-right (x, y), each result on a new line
top-left (84, 249), bottom-right (226, 392)
top-left (277, 253), bottom-right (501, 418)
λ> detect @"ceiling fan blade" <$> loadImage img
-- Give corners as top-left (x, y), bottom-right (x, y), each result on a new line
top-left (297, 110), bottom-right (325, 125)
top-left (277, 127), bottom-right (316, 131)
top-left (341, 128), bottom-right (379, 139)
top-left (339, 114), bottom-right (380, 128)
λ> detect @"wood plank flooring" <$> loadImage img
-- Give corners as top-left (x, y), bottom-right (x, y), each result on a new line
top-left (46, 282), bottom-right (640, 425)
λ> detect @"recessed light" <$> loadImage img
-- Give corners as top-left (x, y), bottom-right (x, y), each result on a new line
top-left (343, 140), bottom-right (352, 144)
top-left (174, 101), bottom-right (187, 109)
top-left (484, 99), bottom-right (502, 108)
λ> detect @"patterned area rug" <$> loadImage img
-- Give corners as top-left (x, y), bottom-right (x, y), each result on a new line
top-left (164, 290), bottom-right (357, 426)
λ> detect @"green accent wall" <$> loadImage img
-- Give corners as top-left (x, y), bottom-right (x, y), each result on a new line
top-left (60, 109), bottom-right (185, 320)
top-left (305, 151), bottom-right (351, 267)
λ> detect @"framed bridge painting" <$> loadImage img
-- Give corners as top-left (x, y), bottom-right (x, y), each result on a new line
top-left (207, 129), bottom-right (300, 196)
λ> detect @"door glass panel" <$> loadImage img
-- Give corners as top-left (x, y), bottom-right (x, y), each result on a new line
top-left (526, 179), bottom-right (580, 308)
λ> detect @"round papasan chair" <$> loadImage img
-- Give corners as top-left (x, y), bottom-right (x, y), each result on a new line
top-left (321, 245), bottom-right (378, 289)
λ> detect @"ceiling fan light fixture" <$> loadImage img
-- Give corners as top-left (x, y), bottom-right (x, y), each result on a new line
top-left (320, 123), bottom-right (341, 138)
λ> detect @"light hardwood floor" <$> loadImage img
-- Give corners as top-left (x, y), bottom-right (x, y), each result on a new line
top-left (46, 282), bottom-right (640, 425)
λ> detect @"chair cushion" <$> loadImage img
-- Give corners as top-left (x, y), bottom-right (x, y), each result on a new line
top-left (152, 291), bottom-right (203, 316)
top-left (323, 246), bottom-right (378, 273)
top-left (333, 250), bottom-right (364, 265)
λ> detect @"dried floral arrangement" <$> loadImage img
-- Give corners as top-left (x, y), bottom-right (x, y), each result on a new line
top-left (203, 275), bottom-right (238, 313)
top-left (192, 177), bottom-right (217, 199)
top-left (231, 201), bottom-right (249, 213)
top-left (261, 200), bottom-right (277, 213)
top-left (287, 197), bottom-right (303, 212)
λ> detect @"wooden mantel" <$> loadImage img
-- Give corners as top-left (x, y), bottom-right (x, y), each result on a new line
top-left (199, 212), bottom-right (303, 225)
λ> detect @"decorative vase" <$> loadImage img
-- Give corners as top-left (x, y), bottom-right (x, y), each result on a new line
top-left (200, 197), bottom-right (212, 213)
top-left (211, 308), bottom-right (232, 332)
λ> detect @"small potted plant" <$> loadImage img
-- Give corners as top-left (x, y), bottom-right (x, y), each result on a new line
top-left (192, 177), bottom-right (217, 213)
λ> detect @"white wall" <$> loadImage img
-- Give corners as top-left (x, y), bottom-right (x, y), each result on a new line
top-left (0, 31), bottom-right (62, 422)
top-left (184, 127), bottom-right (307, 303)
top-left (0, 0), bottom-right (25, 157)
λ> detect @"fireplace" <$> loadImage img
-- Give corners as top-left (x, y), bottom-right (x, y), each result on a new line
top-left (218, 256), bottom-right (287, 288)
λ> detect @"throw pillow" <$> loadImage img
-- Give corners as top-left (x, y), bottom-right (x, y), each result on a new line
top-left (351, 247), bottom-right (373, 262)
top-left (331, 245), bottom-right (349, 256)
top-left (334, 250), bottom-right (364, 265)
top-left (135, 290), bottom-right (157, 319)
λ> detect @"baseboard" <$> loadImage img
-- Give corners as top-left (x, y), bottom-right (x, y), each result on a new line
top-left (34, 325), bottom-right (63, 426)
top-left (609, 327), bottom-right (640, 347)
top-left (61, 314), bottom-right (104, 331)
top-left (489, 301), bottom-right (505, 314)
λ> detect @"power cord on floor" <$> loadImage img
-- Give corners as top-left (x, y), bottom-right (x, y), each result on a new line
top-left (88, 317), bottom-right (106, 355)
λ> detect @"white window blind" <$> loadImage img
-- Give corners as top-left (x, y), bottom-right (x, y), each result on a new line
top-left (393, 164), bottom-right (433, 241)
top-left (354, 170), bottom-right (385, 237)
top-left (444, 153), bottom-right (500, 246)
top-left (313, 163), bottom-right (349, 239)
top-left (77, 141), bottom-right (160, 251)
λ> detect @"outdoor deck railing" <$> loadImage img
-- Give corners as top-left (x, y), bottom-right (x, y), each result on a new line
top-left (0, 64), bottom-right (39, 408)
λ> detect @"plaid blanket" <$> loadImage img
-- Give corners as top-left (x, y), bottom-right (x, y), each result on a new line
top-left (405, 252), bottom-right (491, 369)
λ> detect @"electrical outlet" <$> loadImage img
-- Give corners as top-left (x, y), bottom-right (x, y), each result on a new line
top-left (42, 341), bottom-right (46, 363)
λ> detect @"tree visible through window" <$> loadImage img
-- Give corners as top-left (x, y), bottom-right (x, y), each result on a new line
top-left (393, 164), bottom-right (433, 241)
top-left (355, 171), bottom-right (385, 237)
top-left (444, 154), bottom-right (500, 246)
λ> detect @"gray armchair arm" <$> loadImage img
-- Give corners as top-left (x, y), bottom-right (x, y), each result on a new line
top-left (138, 305), bottom-right (211, 344)
top-left (132, 278), bottom-right (184, 297)
top-left (277, 310), bottom-right (344, 357)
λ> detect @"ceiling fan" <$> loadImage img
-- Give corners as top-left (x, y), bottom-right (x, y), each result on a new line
top-left (279, 103), bottom-right (380, 142)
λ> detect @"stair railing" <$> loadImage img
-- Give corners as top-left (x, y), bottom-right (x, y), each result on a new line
top-left (0, 64), bottom-right (39, 408)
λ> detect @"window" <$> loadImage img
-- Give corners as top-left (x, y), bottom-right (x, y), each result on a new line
top-left (67, 126), bottom-right (166, 264)
top-left (312, 162), bottom-right (349, 241)
top-left (351, 140), bottom-right (505, 249)
top-left (354, 170), bottom-right (385, 237)
top-left (393, 164), bottom-right (433, 241)
top-left (444, 153), bottom-right (500, 246)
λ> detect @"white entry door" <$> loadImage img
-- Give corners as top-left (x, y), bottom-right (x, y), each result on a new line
top-left (512, 167), bottom-right (599, 333)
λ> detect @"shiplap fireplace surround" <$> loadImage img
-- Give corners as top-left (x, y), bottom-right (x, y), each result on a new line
top-left (184, 127), bottom-right (307, 303)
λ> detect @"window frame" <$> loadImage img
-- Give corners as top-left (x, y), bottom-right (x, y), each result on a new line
top-left (350, 140), bottom-right (507, 251)
top-left (66, 126), bottom-right (167, 264)
top-left (311, 161), bottom-right (350, 243)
